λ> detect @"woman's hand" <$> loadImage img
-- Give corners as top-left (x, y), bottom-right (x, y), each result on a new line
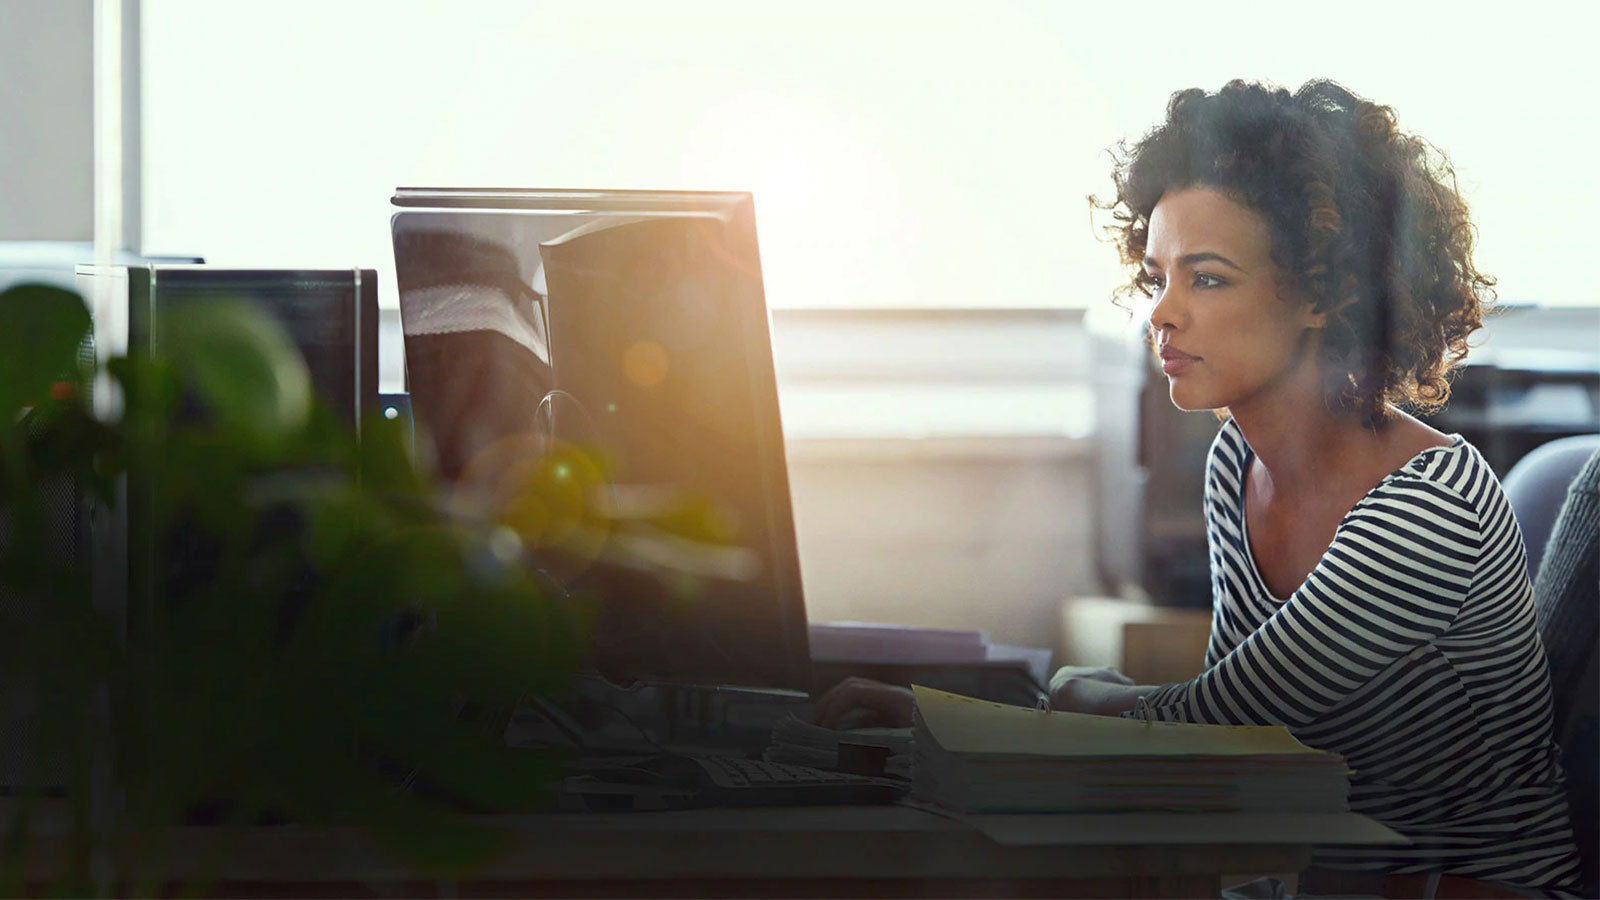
top-left (812, 676), bottom-right (915, 729)
top-left (1048, 665), bottom-right (1148, 716)
top-left (1048, 665), bottom-right (1134, 693)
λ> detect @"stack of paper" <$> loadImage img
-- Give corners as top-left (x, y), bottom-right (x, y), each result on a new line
top-left (808, 622), bottom-right (989, 664)
top-left (763, 713), bottom-right (914, 779)
top-left (911, 686), bottom-right (1349, 815)
top-left (808, 622), bottom-right (1054, 687)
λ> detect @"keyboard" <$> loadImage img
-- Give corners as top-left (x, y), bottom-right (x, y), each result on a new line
top-left (673, 755), bottom-right (908, 806)
top-left (692, 755), bottom-right (875, 788)
top-left (561, 754), bottom-right (908, 809)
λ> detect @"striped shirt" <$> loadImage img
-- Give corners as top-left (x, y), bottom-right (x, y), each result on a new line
top-left (1127, 418), bottom-right (1582, 894)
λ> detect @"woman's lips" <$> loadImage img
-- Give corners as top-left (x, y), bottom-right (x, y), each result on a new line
top-left (1159, 346), bottom-right (1199, 376)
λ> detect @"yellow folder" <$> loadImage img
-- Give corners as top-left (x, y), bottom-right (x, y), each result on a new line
top-left (912, 685), bottom-right (1326, 759)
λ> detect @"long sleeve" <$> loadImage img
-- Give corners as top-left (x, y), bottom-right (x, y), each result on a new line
top-left (1132, 474), bottom-right (1478, 726)
top-left (1151, 421), bottom-right (1581, 892)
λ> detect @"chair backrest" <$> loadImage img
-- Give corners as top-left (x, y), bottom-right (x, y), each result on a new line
top-left (1504, 434), bottom-right (1600, 582)
top-left (1518, 438), bottom-right (1600, 897)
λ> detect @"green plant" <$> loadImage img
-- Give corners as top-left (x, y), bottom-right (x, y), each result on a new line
top-left (0, 283), bottom-right (594, 893)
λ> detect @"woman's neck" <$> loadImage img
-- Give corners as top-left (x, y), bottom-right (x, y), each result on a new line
top-left (1228, 367), bottom-right (1377, 502)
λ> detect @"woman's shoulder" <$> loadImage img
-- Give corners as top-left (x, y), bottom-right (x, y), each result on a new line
top-left (1202, 417), bottom-right (1252, 508)
top-left (1350, 426), bottom-right (1492, 531)
top-left (1376, 417), bottom-right (1476, 487)
top-left (1207, 416), bottom-right (1250, 469)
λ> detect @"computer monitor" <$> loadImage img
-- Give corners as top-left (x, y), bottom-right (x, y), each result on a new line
top-left (143, 267), bottom-right (378, 426)
top-left (72, 264), bottom-right (380, 631)
top-left (391, 188), bottom-right (811, 695)
top-left (74, 265), bottom-right (379, 427)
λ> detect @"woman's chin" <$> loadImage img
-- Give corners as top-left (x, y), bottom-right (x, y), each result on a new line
top-left (1167, 381), bottom-right (1214, 412)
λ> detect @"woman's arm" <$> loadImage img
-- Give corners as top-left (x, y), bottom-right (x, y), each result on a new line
top-left (814, 667), bottom-right (1157, 726)
top-left (1049, 675), bottom-right (1160, 716)
top-left (1133, 478), bottom-right (1481, 726)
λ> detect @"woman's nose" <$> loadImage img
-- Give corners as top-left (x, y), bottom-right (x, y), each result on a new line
top-left (1147, 285), bottom-right (1182, 333)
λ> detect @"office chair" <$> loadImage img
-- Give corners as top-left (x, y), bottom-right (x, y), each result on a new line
top-left (1510, 436), bottom-right (1600, 897)
top-left (1505, 435), bottom-right (1600, 582)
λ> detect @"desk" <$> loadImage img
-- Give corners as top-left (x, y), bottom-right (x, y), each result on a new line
top-left (23, 805), bottom-right (1371, 898)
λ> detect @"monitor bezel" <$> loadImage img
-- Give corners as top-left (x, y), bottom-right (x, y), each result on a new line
top-left (392, 187), bottom-right (750, 216)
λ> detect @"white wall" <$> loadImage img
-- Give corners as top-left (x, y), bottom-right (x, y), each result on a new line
top-left (789, 445), bottom-right (1099, 652)
top-left (772, 309), bottom-right (1099, 654)
top-left (139, 0), bottom-right (1600, 310)
top-left (0, 0), bottom-right (94, 240)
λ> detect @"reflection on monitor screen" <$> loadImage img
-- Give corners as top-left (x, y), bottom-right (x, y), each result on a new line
top-left (391, 189), bottom-right (809, 693)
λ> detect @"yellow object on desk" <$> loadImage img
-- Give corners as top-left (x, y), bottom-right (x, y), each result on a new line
top-left (908, 685), bottom-right (1391, 844)
top-left (911, 685), bottom-right (1327, 758)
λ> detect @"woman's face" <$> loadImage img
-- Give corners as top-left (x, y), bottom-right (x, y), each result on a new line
top-left (1143, 186), bottom-right (1324, 414)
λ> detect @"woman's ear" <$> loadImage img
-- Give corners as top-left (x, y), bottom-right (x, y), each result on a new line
top-left (1305, 295), bottom-right (1358, 331)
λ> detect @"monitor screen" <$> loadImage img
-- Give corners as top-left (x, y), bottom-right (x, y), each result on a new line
top-left (72, 264), bottom-right (380, 630)
top-left (391, 189), bottom-right (810, 693)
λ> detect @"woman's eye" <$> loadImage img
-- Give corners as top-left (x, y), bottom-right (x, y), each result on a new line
top-left (1194, 272), bottom-right (1226, 289)
top-left (1144, 274), bottom-right (1165, 293)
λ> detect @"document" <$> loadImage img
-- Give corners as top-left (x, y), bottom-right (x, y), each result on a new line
top-left (912, 685), bottom-right (1324, 758)
top-left (910, 686), bottom-right (1350, 816)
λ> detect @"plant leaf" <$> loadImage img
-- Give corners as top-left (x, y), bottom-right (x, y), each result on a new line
top-left (0, 284), bottom-right (91, 419)
top-left (158, 298), bottom-right (312, 442)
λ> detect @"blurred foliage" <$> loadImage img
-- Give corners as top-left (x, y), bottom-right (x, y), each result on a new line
top-left (0, 283), bottom-right (624, 893)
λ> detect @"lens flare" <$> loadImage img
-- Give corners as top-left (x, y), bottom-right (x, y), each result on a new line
top-left (621, 340), bottom-right (670, 388)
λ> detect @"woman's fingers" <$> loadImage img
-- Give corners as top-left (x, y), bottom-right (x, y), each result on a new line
top-left (811, 679), bottom-right (849, 726)
top-left (858, 682), bottom-right (915, 727)
top-left (812, 677), bottom-right (914, 728)
top-left (813, 676), bottom-right (877, 727)
top-left (810, 676), bottom-right (853, 726)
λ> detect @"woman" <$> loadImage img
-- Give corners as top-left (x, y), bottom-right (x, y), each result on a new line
top-left (815, 80), bottom-right (1582, 896)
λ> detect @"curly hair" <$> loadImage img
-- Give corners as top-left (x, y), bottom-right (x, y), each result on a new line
top-left (1095, 79), bottom-right (1493, 426)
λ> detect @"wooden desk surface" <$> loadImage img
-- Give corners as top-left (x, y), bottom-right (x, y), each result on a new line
top-left (18, 803), bottom-right (1332, 897)
top-left (154, 805), bottom-right (1311, 882)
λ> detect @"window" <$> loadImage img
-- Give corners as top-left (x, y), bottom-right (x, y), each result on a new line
top-left (142, 1), bottom-right (1599, 312)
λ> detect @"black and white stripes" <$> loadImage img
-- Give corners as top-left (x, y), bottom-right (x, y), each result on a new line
top-left (1128, 419), bottom-right (1581, 894)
